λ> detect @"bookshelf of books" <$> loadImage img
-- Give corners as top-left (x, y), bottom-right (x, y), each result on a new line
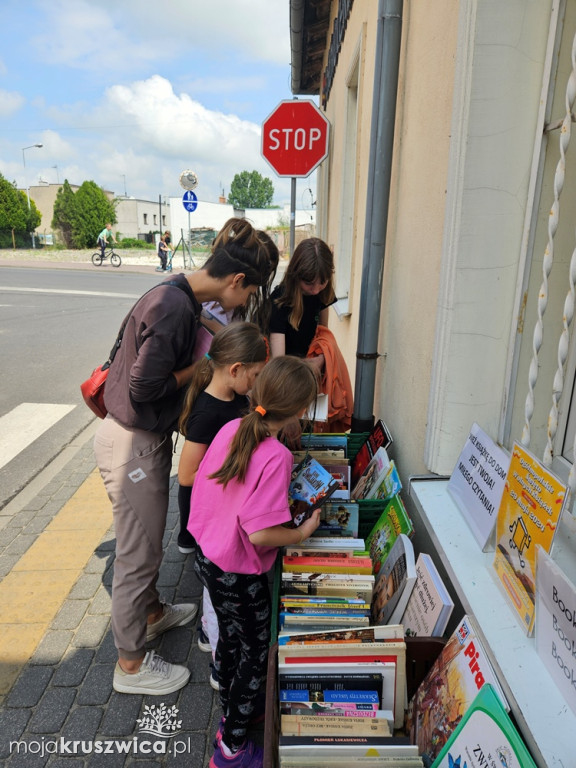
top-left (408, 478), bottom-right (576, 768)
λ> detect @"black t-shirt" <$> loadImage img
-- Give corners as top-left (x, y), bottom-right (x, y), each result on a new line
top-left (269, 285), bottom-right (333, 357)
top-left (183, 390), bottom-right (248, 444)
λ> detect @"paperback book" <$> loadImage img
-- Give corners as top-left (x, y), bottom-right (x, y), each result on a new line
top-left (493, 442), bottom-right (566, 635)
top-left (365, 495), bottom-right (414, 575)
top-left (351, 446), bottom-right (392, 500)
top-left (280, 713), bottom-right (391, 736)
top-left (351, 420), bottom-right (393, 487)
top-left (406, 614), bottom-right (509, 765)
top-left (431, 684), bottom-right (536, 768)
top-left (283, 556), bottom-right (373, 575)
top-left (371, 533), bottom-right (417, 626)
top-left (288, 455), bottom-right (340, 527)
top-left (400, 553), bottom-right (454, 637)
top-left (314, 502), bottom-right (359, 537)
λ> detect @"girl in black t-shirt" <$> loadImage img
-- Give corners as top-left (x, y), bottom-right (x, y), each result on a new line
top-left (269, 237), bottom-right (336, 376)
top-left (177, 321), bottom-right (269, 685)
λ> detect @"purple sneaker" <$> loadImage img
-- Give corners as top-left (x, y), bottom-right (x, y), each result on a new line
top-left (209, 739), bottom-right (263, 768)
top-left (213, 716), bottom-right (225, 748)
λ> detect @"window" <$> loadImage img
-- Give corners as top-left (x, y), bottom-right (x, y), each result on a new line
top-left (143, 213), bottom-right (148, 225)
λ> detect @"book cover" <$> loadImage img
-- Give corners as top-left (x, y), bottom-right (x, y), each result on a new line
top-left (280, 616), bottom-right (371, 630)
top-left (315, 501), bottom-right (359, 537)
top-left (281, 575), bottom-right (374, 603)
top-left (431, 684), bottom-right (537, 768)
top-left (371, 533), bottom-right (417, 626)
top-left (278, 624), bottom-right (405, 645)
top-left (351, 420), bottom-right (393, 487)
top-left (280, 713), bottom-right (391, 736)
top-left (278, 734), bottom-right (416, 758)
top-left (407, 614), bottom-right (509, 765)
top-left (447, 422), bottom-right (510, 549)
top-left (283, 556), bottom-right (373, 575)
top-left (493, 442), bottom-right (566, 635)
top-left (325, 465), bottom-right (351, 500)
top-left (365, 495), bottom-right (414, 576)
top-left (535, 546), bottom-right (576, 716)
top-left (283, 548), bottom-right (367, 559)
top-left (296, 537), bottom-right (365, 550)
top-left (351, 447), bottom-right (391, 501)
top-left (280, 689), bottom-right (380, 704)
top-left (279, 701), bottom-right (383, 717)
top-left (288, 455), bottom-right (341, 527)
top-left (366, 461), bottom-right (402, 503)
top-left (401, 553), bottom-right (454, 637)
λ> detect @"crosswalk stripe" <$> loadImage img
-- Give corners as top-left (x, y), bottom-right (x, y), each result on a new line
top-left (0, 287), bottom-right (140, 299)
top-left (0, 403), bottom-right (76, 470)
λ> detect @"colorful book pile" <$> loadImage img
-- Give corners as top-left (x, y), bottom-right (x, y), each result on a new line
top-left (277, 625), bottom-right (423, 767)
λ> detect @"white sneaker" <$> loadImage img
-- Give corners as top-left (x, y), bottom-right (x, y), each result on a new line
top-left (146, 602), bottom-right (198, 641)
top-left (113, 651), bottom-right (190, 695)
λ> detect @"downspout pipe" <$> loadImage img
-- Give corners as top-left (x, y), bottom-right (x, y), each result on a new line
top-left (352, 0), bottom-right (403, 432)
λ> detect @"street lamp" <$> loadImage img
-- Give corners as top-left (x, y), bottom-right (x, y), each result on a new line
top-left (22, 143), bottom-right (43, 249)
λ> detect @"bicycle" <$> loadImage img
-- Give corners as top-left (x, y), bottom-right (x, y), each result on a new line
top-left (92, 246), bottom-right (122, 267)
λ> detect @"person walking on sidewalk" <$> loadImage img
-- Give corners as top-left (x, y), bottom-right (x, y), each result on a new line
top-left (177, 322), bottom-right (269, 688)
top-left (188, 357), bottom-right (321, 768)
top-left (93, 219), bottom-right (272, 696)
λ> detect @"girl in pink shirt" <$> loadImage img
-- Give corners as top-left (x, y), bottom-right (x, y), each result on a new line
top-left (188, 356), bottom-right (321, 768)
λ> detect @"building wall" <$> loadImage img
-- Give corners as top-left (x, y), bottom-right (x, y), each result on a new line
top-left (318, 0), bottom-right (557, 479)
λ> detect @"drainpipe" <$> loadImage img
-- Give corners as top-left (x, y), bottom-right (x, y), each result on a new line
top-left (352, 0), bottom-right (403, 432)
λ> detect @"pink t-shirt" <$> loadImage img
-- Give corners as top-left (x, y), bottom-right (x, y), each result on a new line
top-left (188, 418), bottom-right (293, 574)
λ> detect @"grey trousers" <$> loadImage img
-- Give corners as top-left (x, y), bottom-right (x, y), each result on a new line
top-left (94, 415), bottom-right (173, 659)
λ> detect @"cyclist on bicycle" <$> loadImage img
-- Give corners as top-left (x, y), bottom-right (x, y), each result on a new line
top-left (97, 223), bottom-right (117, 258)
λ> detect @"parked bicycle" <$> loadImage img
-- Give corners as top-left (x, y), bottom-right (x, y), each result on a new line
top-left (92, 247), bottom-right (122, 267)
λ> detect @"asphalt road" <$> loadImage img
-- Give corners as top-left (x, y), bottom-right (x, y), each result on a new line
top-left (0, 266), bottom-right (161, 509)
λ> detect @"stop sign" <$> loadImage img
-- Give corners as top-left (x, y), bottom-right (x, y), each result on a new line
top-left (261, 100), bottom-right (330, 178)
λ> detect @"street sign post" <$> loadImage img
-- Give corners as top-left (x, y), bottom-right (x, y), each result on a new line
top-left (261, 100), bottom-right (329, 254)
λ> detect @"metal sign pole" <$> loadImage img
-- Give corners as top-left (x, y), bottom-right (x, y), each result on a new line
top-left (290, 177), bottom-right (296, 257)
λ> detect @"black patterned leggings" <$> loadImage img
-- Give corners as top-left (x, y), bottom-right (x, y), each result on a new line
top-left (194, 548), bottom-right (270, 751)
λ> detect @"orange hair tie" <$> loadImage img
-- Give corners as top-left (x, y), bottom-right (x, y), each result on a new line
top-left (255, 405), bottom-right (267, 417)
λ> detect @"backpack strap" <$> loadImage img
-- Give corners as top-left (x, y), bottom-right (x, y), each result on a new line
top-left (103, 280), bottom-right (191, 369)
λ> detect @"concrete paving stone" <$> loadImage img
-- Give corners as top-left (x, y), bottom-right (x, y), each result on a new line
top-left (7, 747), bottom-right (51, 768)
top-left (83, 554), bottom-right (109, 575)
top-left (87, 586), bottom-right (112, 615)
top-left (52, 600), bottom-right (89, 631)
top-left (76, 664), bottom-right (114, 706)
top-left (67, 573), bottom-right (102, 600)
top-left (0, 707), bottom-right (32, 759)
top-left (22, 516), bottom-right (55, 536)
top-left (3, 533), bottom-right (37, 558)
top-left (49, 487), bottom-right (76, 504)
top-left (176, 683), bottom-right (214, 731)
top-left (60, 705), bottom-right (103, 740)
top-left (5, 665), bottom-right (54, 708)
top-left (99, 691), bottom-right (143, 737)
top-left (0, 557), bottom-right (20, 578)
top-left (124, 760), bottom-right (162, 767)
top-left (66, 472), bottom-right (90, 488)
top-left (83, 749), bottom-right (128, 768)
top-left (0, 527), bottom-right (20, 547)
top-left (48, 760), bottom-right (87, 768)
top-left (6, 508), bottom-right (38, 528)
top-left (156, 563), bottom-right (184, 588)
top-left (52, 648), bottom-right (95, 686)
top-left (38, 500), bottom-right (67, 518)
top-left (30, 631), bottom-right (74, 665)
top-left (165, 733), bottom-right (207, 768)
top-left (71, 615), bottom-right (110, 648)
top-left (94, 631), bottom-right (117, 663)
top-left (28, 687), bottom-right (77, 734)
top-left (155, 626), bottom-right (195, 666)
top-left (20, 495), bottom-right (52, 512)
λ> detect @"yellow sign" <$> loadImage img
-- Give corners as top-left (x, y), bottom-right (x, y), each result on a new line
top-left (493, 443), bottom-right (565, 635)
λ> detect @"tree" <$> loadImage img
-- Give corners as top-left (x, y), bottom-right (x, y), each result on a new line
top-left (228, 170), bottom-right (274, 209)
top-left (52, 180), bottom-right (116, 248)
top-left (0, 173), bottom-right (41, 248)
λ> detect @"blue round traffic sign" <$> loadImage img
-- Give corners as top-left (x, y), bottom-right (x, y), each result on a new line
top-left (182, 190), bottom-right (198, 212)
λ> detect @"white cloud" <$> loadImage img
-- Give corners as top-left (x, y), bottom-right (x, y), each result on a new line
top-left (0, 88), bottom-right (25, 117)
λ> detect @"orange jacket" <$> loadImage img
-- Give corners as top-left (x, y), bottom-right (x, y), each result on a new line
top-left (307, 324), bottom-right (354, 432)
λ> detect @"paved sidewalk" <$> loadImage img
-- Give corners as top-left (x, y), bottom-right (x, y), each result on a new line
top-left (0, 426), bottom-right (229, 767)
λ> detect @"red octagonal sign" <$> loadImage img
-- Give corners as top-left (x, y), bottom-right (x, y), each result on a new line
top-left (261, 100), bottom-right (330, 178)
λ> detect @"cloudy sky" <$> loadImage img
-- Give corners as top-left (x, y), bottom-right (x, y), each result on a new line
top-left (0, 0), bottom-right (313, 207)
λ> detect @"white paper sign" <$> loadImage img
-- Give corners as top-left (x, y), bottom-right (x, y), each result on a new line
top-left (447, 423), bottom-right (510, 550)
top-left (535, 547), bottom-right (576, 716)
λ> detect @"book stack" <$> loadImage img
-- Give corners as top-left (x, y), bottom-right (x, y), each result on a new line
top-left (277, 626), bottom-right (423, 767)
